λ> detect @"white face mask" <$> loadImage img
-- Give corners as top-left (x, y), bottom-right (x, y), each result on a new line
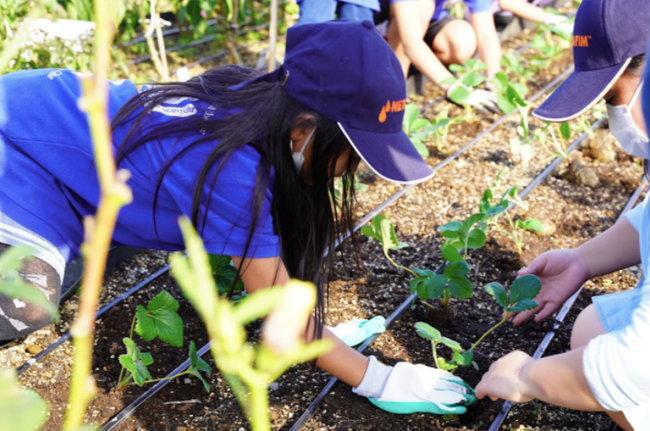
top-left (290, 127), bottom-right (316, 174)
top-left (606, 82), bottom-right (649, 159)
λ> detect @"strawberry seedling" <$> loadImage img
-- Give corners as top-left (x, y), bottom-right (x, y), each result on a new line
top-left (410, 259), bottom-right (473, 307)
top-left (415, 275), bottom-right (542, 372)
top-left (116, 290), bottom-right (211, 390)
top-left (361, 214), bottom-right (412, 275)
top-left (438, 213), bottom-right (487, 259)
top-left (414, 322), bottom-right (476, 373)
top-left (535, 121), bottom-right (571, 159)
top-left (403, 103), bottom-right (431, 157)
top-left (474, 275), bottom-right (542, 349)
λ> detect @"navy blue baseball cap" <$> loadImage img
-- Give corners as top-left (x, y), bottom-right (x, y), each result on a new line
top-left (236, 20), bottom-right (433, 184)
top-left (533, 0), bottom-right (650, 122)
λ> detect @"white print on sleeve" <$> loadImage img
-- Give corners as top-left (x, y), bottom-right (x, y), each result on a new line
top-left (152, 103), bottom-right (198, 117)
top-left (47, 70), bottom-right (63, 80)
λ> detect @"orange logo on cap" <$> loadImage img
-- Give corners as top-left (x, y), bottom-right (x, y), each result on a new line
top-left (379, 99), bottom-right (407, 123)
top-left (573, 35), bottom-right (591, 47)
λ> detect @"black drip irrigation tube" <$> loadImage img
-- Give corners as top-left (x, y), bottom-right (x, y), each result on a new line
top-left (119, 19), bottom-right (220, 48)
top-left (128, 23), bottom-right (269, 66)
top-left (16, 263), bottom-right (174, 375)
top-left (487, 178), bottom-right (649, 431)
top-left (99, 61), bottom-right (575, 430)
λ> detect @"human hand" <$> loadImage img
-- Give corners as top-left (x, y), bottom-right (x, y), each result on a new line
top-left (511, 249), bottom-right (590, 325)
top-left (366, 361), bottom-right (476, 414)
top-left (475, 350), bottom-right (535, 403)
top-left (446, 81), bottom-right (499, 113)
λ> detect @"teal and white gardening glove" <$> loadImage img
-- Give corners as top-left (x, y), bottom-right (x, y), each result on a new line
top-left (353, 356), bottom-right (476, 415)
top-left (327, 316), bottom-right (386, 347)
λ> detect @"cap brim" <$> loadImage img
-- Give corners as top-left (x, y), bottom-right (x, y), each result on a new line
top-left (533, 59), bottom-right (631, 122)
top-left (338, 122), bottom-right (434, 185)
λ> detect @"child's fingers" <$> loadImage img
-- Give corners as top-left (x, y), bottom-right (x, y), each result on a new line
top-left (512, 302), bottom-right (543, 325)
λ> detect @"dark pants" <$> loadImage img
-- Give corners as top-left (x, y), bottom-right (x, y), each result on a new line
top-left (0, 243), bottom-right (60, 343)
top-left (296, 0), bottom-right (374, 26)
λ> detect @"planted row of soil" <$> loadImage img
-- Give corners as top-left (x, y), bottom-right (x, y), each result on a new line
top-left (2, 13), bottom-right (643, 431)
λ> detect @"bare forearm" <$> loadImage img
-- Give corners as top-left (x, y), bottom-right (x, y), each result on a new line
top-left (519, 348), bottom-right (603, 410)
top-left (472, 13), bottom-right (501, 77)
top-left (405, 42), bottom-right (455, 88)
top-left (575, 217), bottom-right (641, 278)
top-left (307, 319), bottom-right (369, 387)
top-left (499, 0), bottom-right (549, 22)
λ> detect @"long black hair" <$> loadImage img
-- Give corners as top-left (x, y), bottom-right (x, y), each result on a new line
top-left (112, 65), bottom-right (359, 339)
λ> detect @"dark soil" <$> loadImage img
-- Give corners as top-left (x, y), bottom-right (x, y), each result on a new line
top-left (3, 7), bottom-right (645, 431)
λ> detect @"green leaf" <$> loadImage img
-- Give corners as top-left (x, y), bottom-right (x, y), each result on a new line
top-left (411, 139), bottom-right (430, 157)
top-left (440, 336), bottom-right (462, 352)
top-left (411, 118), bottom-right (429, 131)
top-left (453, 350), bottom-right (474, 366)
top-left (512, 82), bottom-right (529, 98)
top-left (497, 94), bottom-right (516, 114)
top-left (412, 269), bottom-right (447, 300)
top-left (403, 103), bottom-right (420, 131)
top-left (441, 245), bottom-right (463, 263)
top-left (439, 220), bottom-right (462, 233)
top-left (148, 290), bottom-right (180, 313)
top-left (523, 218), bottom-right (544, 233)
top-left (493, 71), bottom-right (509, 92)
top-left (444, 261), bottom-right (470, 278)
top-left (136, 290), bottom-right (184, 347)
top-left (427, 274), bottom-right (448, 299)
top-left (360, 225), bottom-right (380, 241)
top-left (0, 370), bottom-right (48, 431)
top-left (188, 341), bottom-right (211, 392)
top-left (507, 299), bottom-right (539, 312)
top-left (149, 310), bottom-right (184, 347)
top-left (209, 255), bottom-right (243, 294)
top-left (135, 305), bottom-right (156, 341)
top-left (510, 275), bottom-right (542, 304)
top-left (466, 229), bottom-right (487, 249)
top-left (460, 72), bottom-right (485, 88)
top-left (448, 64), bottom-right (464, 73)
top-left (120, 338), bottom-right (153, 386)
top-left (448, 276), bottom-right (473, 299)
top-left (448, 85), bottom-right (470, 106)
top-left (560, 122), bottom-right (571, 140)
top-left (460, 213), bottom-right (486, 236)
top-left (372, 215), bottom-right (404, 254)
top-left (484, 282), bottom-right (508, 308)
top-left (530, 34), bottom-right (547, 50)
top-left (441, 230), bottom-right (460, 239)
top-left (506, 85), bottom-right (527, 108)
top-left (414, 322), bottom-right (441, 341)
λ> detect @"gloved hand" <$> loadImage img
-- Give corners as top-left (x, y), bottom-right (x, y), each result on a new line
top-left (543, 14), bottom-right (568, 25)
top-left (327, 316), bottom-right (386, 347)
top-left (446, 81), bottom-right (499, 114)
top-left (543, 14), bottom-right (574, 37)
top-left (353, 356), bottom-right (476, 414)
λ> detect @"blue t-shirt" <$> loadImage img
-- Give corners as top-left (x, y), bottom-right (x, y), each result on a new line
top-left (0, 69), bottom-right (280, 263)
top-left (432, 0), bottom-right (492, 20)
top-left (297, 0), bottom-right (380, 12)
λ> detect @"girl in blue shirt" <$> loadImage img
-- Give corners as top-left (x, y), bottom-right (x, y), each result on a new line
top-left (0, 20), bottom-right (476, 415)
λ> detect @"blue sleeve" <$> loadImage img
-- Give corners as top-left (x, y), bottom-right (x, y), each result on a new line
top-left (467, 0), bottom-right (493, 14)
top-left (165, 145), bottom-right (280, 259)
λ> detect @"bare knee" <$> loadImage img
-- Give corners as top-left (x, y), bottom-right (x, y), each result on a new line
top-left (570, 304), bottom-right (606, 350)
top-left (432, 20), bottom-right (477, 65)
